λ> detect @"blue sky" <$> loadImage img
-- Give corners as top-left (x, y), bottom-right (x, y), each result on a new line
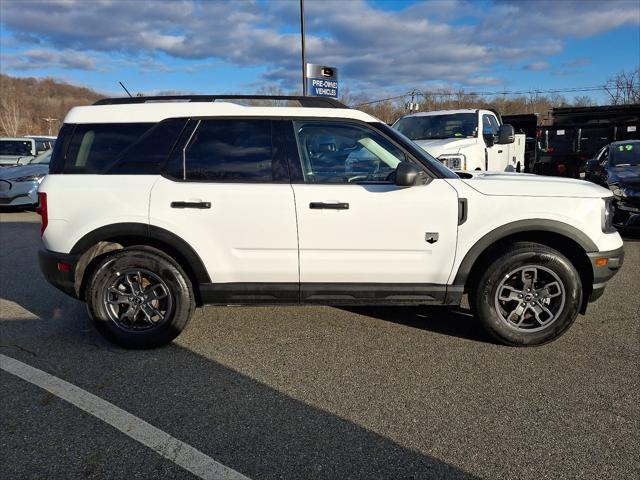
top-left (0, 0), bottom-right (638, 103)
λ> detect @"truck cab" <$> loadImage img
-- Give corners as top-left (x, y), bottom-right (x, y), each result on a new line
top-left (393, 109), bottom-right (525, 172)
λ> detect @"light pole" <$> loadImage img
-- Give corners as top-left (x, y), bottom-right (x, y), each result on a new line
top-left (300, 0), bottom-right (307, 96)
top-left (42, 117), bottom-right (58, 136)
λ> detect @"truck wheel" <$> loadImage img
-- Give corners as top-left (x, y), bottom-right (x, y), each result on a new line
top-left (471, 242), bottom-right (582, 346)
top-left (86, 247), bottom-right (196, 349)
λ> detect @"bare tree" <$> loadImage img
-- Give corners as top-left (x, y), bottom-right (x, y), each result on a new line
top-left (0, 96), bottom-right (24, 136)
top-left (604, 68), bottom-right (640, 105)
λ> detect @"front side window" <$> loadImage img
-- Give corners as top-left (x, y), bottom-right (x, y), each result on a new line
top-left (482, 114), bottom-right (499, 136)
top-left (294, 121), bottom-right (407, 183)
top-left (184, 120), bottom-right (273, 182)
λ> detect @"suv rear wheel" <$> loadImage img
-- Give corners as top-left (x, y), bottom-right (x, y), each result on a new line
top-left (86, 247), bottom-right (196, 349)
top-left (471, 242), bottom-right (582, 346)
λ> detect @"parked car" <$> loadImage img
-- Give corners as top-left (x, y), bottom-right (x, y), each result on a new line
top-left (38, 95), bottom-right (623, 349)
top-left (582, 140), bottom-right (640, 228)
top-left (25, 135), bottom-right (57, 154)
top-left (0, 150), bottom-right (51, 207)
top-left (393, 109), bottom-right (525, 172)
top-left (0, 137), bottom-right (37, 166)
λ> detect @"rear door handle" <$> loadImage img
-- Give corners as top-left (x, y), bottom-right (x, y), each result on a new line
top-left (309, 202), bottom-right (349, 210)
top-left (171, 201), bottom-right (211, 209)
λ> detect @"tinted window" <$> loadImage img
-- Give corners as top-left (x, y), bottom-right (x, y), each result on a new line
top-left (0, 140), bottom-right (33, 156)
top-left (394, 113), bottom-right (477, 140)
top-left (482, 114), bottom-right (498, 135)
top-left (184, 120), bottom-right (273, 182)
top-left (610, 142), bottom-right (640, 166)
top-left (295, 121), bottom-right (407, 183)
top-left (64, 123), bottom-right (153, 173)
top-left (108, 118), bottom-right (188, 174)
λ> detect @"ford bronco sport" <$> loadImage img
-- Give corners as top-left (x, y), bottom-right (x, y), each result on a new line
top-left (38, 95), bottom-right (624, 348)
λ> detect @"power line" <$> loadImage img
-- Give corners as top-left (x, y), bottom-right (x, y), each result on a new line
top-left (350, 83), bottom-right (640, 107)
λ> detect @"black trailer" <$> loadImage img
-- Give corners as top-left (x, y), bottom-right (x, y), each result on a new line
top-left (533, 104), bottom-right (640, 177)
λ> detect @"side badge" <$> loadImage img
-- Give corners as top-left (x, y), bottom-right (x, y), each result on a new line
top-left (425, 232), bottom-right (439, 244)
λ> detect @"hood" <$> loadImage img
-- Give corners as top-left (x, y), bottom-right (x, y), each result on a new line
top-left (607, 166), bottom-right (640, 188)
top-left (413, 138), bottom-right (476, 158)
top-left (458, 171), bottom-right (611, 198)
top-left (0, 163), bottom-right (48, 180)
top-left (0, 155), bottom-right (29, 165)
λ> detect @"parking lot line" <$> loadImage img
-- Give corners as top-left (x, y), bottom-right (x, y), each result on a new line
top-left (0, 354), bottom-right (251, 480)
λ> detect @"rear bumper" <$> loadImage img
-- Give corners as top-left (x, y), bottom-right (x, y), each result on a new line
top-left (587, 246), bottom-right (624, 303)
top-left (38, 249), bottom-right (80, 299)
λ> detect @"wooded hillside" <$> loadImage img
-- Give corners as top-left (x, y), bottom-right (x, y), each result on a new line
top-left (0, 74), bottom-right (103, 137)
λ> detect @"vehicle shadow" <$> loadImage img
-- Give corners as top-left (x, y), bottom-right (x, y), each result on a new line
top-left (339, 305), bottom-right (495, 345)
top-left (0, 220), bottom-right (479, 479)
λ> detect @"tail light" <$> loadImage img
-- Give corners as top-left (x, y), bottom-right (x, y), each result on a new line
top-left (36, 192), bottom-right (48, 235)
top-left (547, 146), bottom-right (555, 153)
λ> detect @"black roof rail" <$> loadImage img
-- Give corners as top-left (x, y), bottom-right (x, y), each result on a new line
top-left (93, 95), bottom-right (349, 108)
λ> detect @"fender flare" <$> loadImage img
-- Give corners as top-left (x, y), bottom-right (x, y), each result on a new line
top-left (70, 222), bottom-right (211, 283)
top-left (452, 219), bottom-right (597, 286)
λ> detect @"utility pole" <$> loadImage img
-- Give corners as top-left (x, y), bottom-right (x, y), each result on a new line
top-left (42, 117), bottom-right (58, 136)
top-left (300, 0), bottom-right (307, 96)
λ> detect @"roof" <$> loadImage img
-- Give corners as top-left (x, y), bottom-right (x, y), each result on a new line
top-left (64, 102), bottom-right (380, 124)
top-left (399, 109), bottom-right (483, 118)
top-left (610, 139), bottom-right (640, 145)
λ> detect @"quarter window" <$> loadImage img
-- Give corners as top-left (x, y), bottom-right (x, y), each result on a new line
top-left (63, 123), bottom-right (154, 173)
top-left (294, 121), bottom-right (407, 183)
top-left (184, 120), bottom-right (273, 182)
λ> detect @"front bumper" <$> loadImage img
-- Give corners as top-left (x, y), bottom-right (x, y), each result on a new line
top-left (0, 179), bottom-right (39, 206)
top-left (613, 200), bottom-right (640, 228)
top-left (587, 246), bottom-right (625, 303)
top-left (38, 249), bottom-right (81, 298)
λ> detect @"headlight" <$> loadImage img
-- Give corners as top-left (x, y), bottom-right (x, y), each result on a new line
top-left (11, 174), bottom-right (46, 183)
top-left (439, 154), bottom-right (466, 170)
top-left (608, 183), bottom-right (626, 198)
top-left (602, 197), bottom-right (616, 233)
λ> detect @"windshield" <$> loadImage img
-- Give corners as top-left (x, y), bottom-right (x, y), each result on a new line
top-left (0, 140), bottom-right (33, 156)
top-left (610, 143), bottom-right (640, 166)
top-left (394, 113), bottom-right (478, 140)
top-left (30, 150), bottom-right (52, 165)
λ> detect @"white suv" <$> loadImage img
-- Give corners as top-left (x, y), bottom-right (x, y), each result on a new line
top-left (38, 95), bottom-right (624, 349)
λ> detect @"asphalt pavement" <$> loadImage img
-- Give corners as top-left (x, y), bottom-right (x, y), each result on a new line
top-left (1, 210), bottom-right (638, 480)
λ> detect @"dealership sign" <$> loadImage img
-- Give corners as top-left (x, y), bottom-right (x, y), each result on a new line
top-left (306, 64), bottom-right (338, 98)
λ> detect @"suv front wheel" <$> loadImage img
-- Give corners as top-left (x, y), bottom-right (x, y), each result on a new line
top-left (86, 247), bottom-right (196, 349)
top-left (471, 242), bottom-right (582, 346)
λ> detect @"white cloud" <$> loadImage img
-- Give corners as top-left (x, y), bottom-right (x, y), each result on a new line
top-left (0, 0), bottom-right (637, 91)
top-left (524, 62), bottom-right (551, 72)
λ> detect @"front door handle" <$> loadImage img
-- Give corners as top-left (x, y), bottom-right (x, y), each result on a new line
top-left (171, 201), bottom-right (211, 209)
top-left (309, 202), bottom-right (349, 210)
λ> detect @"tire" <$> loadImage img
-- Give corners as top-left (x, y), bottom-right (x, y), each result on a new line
top-left (471, 242), bottom-right (582, 346)
top-left (86, 247), bottom-right (196, 349)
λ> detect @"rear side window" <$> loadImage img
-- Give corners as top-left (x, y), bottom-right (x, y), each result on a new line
top-left (184, 120), bottom-right (273, 182)
top-left (63, 123), bottom-right (153, 173)
top-left (108, 119), bottom-right (187, 174)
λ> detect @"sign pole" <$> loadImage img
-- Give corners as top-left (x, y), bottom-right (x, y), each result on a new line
top-left (300, 0), bottom-right (307, 96)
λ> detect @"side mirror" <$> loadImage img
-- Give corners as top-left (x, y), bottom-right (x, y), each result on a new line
top-left (584, 159), bottom-right (599, 171)
top-left (395, 161), bottom-right (420, 187)
top-left (498, 124), bottom-right (515, 144)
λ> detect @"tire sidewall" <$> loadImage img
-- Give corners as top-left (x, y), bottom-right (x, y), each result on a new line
top-left (475, 248), bottom-right (582, 346)
top-left (87, 249), bottom-right (194, 349)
